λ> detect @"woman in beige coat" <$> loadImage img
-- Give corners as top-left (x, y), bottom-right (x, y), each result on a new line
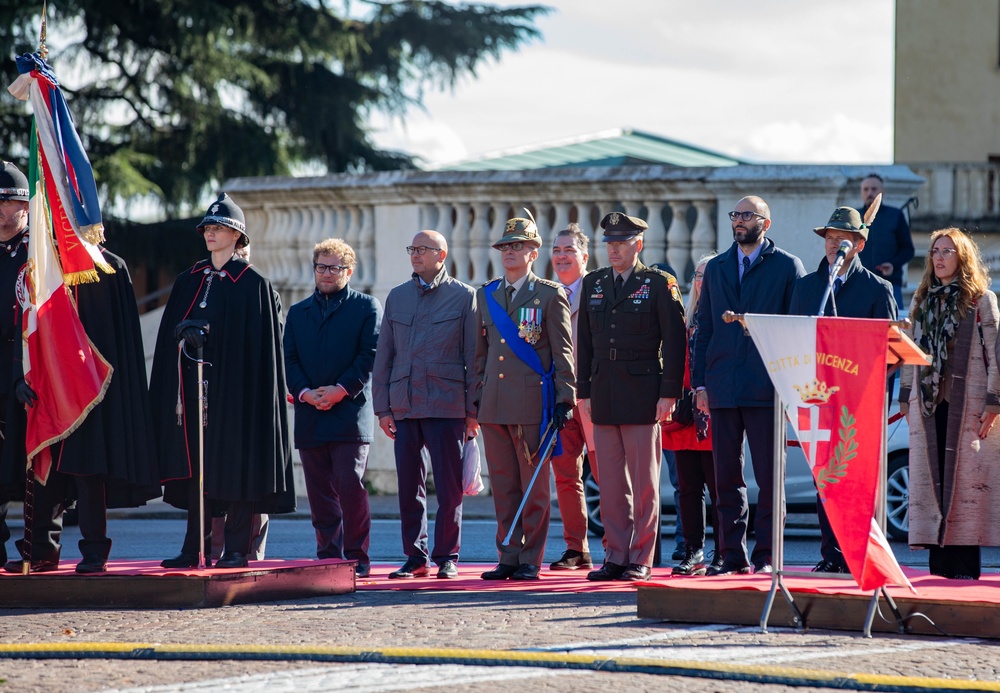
top-left (900, 227), bottom-right (1000, 579)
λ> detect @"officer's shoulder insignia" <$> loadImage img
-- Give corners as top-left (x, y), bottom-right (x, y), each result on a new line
top-left (669, 283), bottom-right (683, 303)
top-left (534, 277), bottom-right (561, 290)
top-left (647, 266), bottom-right (674, 280)
top-left (481, 276), bottom-right (503, 288)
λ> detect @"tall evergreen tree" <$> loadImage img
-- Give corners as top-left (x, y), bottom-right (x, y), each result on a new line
top-left (0, 1), bottom-right (548, 214)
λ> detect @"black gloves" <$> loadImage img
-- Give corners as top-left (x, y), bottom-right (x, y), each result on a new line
top-left (553, 402), bottom-right (573, 431)
top-left (15, 378), bottom-right (37, 408)
top-left (174, 319), bottom-right (209, 349)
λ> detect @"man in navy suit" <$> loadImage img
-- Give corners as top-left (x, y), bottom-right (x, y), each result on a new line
top-left (283, 238), bottom-right (382, 578)
top-left (692, 196), bottom-right (805, 575)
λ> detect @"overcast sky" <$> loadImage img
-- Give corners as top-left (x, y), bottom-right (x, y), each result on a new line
top-left (370, 0), bottom-right (896, 168)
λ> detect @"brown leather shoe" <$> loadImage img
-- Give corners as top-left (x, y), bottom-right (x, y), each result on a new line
top-left (549, 549), bottom-right (593, 571)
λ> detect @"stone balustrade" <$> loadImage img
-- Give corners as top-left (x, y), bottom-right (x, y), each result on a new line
top-left (225, 163), bottom-right (924, 493)
top-left (908, 162), bottom-right (1000, 223)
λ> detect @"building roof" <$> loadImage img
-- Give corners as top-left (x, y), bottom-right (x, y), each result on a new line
top-left (433, 128), bottom-right (747, 172)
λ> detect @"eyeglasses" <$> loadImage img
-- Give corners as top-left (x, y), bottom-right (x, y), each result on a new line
top-left (496, 242), bottom-right (525, 252)
top-left (405, 246), bottom-right (443, 256)
top-left (727, 211), bottom-right (767, 222)
top-left (314, 263), bottom-right (350, 274)
top-left (929, 247), bottom-right (957, 258)
top-left (690, 271), bottom-right (704, 282)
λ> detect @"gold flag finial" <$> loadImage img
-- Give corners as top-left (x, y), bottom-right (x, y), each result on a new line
top-left (38, 0), bottom-right (48, 60)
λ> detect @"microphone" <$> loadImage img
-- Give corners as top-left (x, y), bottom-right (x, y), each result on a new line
top-left (835, 239), bottom-right (853, 260)
top-left (830, 239), bottom-right (852, 277)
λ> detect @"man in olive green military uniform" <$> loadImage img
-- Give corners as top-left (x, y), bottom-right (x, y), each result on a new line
top-left (578, 212), bottom-right (686, 581)
top-left (474, 217), bottom-right (575, 581)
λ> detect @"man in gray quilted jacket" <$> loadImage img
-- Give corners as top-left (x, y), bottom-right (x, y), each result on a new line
top-left (373, 230), bottom-right (479, 580)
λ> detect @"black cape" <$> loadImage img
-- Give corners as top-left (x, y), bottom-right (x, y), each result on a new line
top-left (0, 228), bottom-right (27, 493)
top-left (51, 249), bottom-right (162, 507)
top-left (149, 257), bottom-right (294, 513)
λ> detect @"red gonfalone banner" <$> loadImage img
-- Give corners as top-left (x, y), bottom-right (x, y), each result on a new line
top-left (743, 314), bottom-right (914, 593)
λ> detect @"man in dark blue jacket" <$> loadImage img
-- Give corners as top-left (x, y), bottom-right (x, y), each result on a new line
top-left (789, 206), bottom-right (896, 573)
top-left (856, 173), bottom-right (914, 310)
top-left (692, 195), bottom-right (806, 575)
top-left (283, 238), bottom-right (382, 578)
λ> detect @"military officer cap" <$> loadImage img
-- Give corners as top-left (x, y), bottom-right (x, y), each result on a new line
top-left (492, 217), bottom-right (541, 249)
top-left (813, 206), bottom-right (868, 241)
top-left (0, 161), bottom-right (29, 202)
top-left (599, 211), bottom-right (648, 242)
top-left (198, 192), bottom-right (249, 248)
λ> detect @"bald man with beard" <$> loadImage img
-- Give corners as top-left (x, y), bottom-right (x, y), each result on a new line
top-left (373, 230), bottom-right (480, 580)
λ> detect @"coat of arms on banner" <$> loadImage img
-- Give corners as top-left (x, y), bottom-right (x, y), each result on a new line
top-left (517, 307), bottom-right (542, 344)
top-left (792, 379), bottom-right (855, 491)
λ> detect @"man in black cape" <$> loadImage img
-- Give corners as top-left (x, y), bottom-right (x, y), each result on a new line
top-left (0, 161), bottom-right (30, 567)
top-left (3, 248), bottom-right (164, 574)
top-left (149, 193), bottom-right (294, 569)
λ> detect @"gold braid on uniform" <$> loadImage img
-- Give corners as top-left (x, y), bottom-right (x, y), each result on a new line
top-left (516, 425), bottom-right (536, 467)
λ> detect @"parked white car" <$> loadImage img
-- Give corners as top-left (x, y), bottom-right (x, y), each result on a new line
top-left (583, 393), bottom-right (910, 541)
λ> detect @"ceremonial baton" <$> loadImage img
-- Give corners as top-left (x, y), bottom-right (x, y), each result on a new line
top-left (196, 341), bottom-right (207, 570)
top-left (502, 420), bottom-right (559, 547)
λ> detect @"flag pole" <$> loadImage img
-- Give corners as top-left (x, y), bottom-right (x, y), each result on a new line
top-left (20, 2), bottom-right (49, 577)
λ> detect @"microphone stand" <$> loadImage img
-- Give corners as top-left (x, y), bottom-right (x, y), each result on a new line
top-left (816, 258), bottom-right (845, 317)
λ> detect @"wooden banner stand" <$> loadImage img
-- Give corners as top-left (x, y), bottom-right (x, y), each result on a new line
top-left (724, 313), bottom-right (930, 637)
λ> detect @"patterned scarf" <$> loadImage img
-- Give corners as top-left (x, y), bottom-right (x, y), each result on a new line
top-left (912, 282), bottom-right (963, 417)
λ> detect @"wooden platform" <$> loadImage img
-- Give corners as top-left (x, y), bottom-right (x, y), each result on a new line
top-left (637, 570), bottom-right (1000, 639)
top-left (0, 559), bottom-right (356, 609)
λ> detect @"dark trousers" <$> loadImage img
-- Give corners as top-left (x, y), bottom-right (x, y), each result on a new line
top-left (927, 400), bottom-right (981, 579)
top-left (816, 495), bottom-right (844, 564)
top-left (710, 406), bottom-right (783, 569)
top-left (15, 471), bottom-right (110, 564)
top-left (0, 501), bottom-right (8, 564)
top-left (176, 479), bottom-right (254, 559)
top-left (675, 449), bottom-right (719, 553)
top-left (299, 442), bottom-right (371, 562)
top-left (394, 417), bottom-right (465, 565)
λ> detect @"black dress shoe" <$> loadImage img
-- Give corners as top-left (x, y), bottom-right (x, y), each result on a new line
top-left (549, 549), bottom-right (593, 571)
top-left (3, 558), bottom-right (60, 574)
top-left (355, 563), bottom-right (371, 578)
top-left (812, 558), bottom-right (848, 574)
top-left (388, 558), bottom-right (428, 579)
top-left (214, 552), bottom-right (249, 569)
top-left (161, 553), bottom-right (210, 569)
top-left (512, 563), bottom-right (540, 580)
top-left (707, 561), bottom-right (752, 576)
top-left (437, 560), bottom-right (458, 579)
top-left (481, 563), bottom-right (518, 580)
top-left (586, 562), bottom-right (627, 581)
top-left (75, 559), bottom-right (108, 574)
top-left (621, 564), bottom-right (651, 581)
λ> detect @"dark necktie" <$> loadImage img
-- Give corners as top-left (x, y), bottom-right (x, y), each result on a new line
top-left (614, 274), bottom-right (624, 298)
top-left (741, 256), bottom-right (751, 283)
top-left (505, 285), bottom-right (516, 311)
top-left (833, 277), bottom-right (843, 294)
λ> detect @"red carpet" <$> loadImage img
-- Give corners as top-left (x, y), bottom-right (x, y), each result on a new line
top-left (642, 566), bottom-right (1000, 605)
top-left (0, 558), bottom-right (340, 578)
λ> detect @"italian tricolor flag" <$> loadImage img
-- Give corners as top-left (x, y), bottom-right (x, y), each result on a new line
top-left (743, 314), bottom-right (913, 593)
top-left (19, 104), bottom-right (111, 481)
